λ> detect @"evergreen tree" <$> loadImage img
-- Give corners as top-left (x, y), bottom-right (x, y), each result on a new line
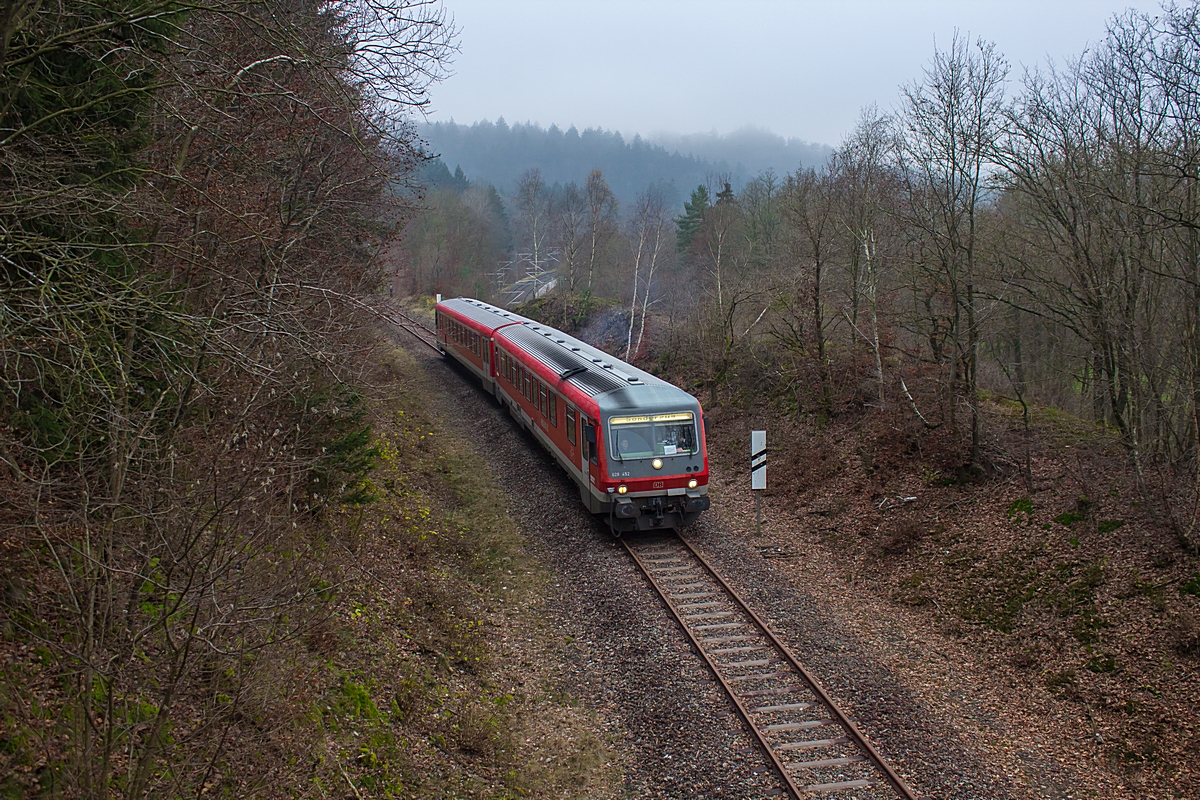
top-left (676, 184), bottom-right (710, 252)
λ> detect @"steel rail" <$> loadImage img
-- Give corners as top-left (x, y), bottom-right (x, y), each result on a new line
top-left (623, 534), bottom-right (919, 799)
top-left (385, 306), bottom-right (441, 352)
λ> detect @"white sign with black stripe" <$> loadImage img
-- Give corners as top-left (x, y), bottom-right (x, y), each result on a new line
top-left (751, 430), bottom-right (766, 490)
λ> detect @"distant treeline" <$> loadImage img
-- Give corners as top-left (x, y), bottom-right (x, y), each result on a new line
top-left (420, 119), bottom-right (831, 207)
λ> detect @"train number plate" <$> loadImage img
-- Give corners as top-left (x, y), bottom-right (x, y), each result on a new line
top-left (653, 481), bottom-right (664, 489)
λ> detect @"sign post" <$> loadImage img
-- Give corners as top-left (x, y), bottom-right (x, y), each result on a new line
top-left (751, 430), bottom-right (766, 537)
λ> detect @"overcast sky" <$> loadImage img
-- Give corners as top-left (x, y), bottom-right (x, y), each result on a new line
top-left (427, 0), bottom-right (1167, 147)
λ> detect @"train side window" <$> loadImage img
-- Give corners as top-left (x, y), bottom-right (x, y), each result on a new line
top-left (566, 405), bottom-right (576, 444)
top-left (549, 393), bottom-right (557, 427)
top-left (539, 384), bottom-right (548, 417)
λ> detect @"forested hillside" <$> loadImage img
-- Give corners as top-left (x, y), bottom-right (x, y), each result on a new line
top-left (0, 3), bottom-right (617, 798)
top-left (420, 119), bottom-right (831, 206)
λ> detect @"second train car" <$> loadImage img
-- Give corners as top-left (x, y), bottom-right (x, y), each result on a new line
top-left (434, 297), bottom-right (710, 532)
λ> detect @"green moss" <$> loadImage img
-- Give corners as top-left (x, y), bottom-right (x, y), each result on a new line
top-left (1008, 496), bottom-right (1034, 523)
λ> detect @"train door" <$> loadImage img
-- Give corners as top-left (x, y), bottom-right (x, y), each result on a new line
top-left (582, 416), bottom-right (600, 486)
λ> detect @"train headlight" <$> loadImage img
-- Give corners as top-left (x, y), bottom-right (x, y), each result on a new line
top-left (652, 458), bottom-right (663, 470)
top-left (617, 484), bottom-right (627, 494)
top-left (688, 478), bottom-right (698, 489)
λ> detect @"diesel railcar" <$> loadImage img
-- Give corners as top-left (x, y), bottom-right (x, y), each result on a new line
top-left (434, 297), bottom-right (710, 532)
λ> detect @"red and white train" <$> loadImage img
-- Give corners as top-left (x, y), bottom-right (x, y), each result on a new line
top-left (434, 297), bottom-right (710, 532)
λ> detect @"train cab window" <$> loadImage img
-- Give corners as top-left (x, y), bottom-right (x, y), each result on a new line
top-left (549, 393), bottom-right (558, 427)
top-left (609, 412), bottom-right (698, 460)
top-left (566, 405), bottom-right (576, 444)
top-left (539, 384), bottom-right (548, 417)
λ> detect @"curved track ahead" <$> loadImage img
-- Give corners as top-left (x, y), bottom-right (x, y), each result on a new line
top-left (624, 534), bottom-right (919, 799)
top-left (382, 305), bottom-right (441, 352)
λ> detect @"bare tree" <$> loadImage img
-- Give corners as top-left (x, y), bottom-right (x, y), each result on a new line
top-left (625, 187), bottom-right (670, 358)
top-left (835, 106), bottom-right (897, 407)
top-left (898, 32), bottom-right (1008, 465)
top-left (552, 181), bottom-right (589, 292)
top-left (584, 169), bottom-right (618, 301)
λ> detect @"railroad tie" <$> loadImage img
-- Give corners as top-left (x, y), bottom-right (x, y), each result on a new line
top-left (763, 720), bottom-right (833, 733)
top-left (720, 657), bottom-right (777, 669)
top-left (677, 600), bottom-right (724, 611)
top-left (740, 685), bottom-right (807, 698)
top-left (725, 669), bottom-right (794, 684)
top-left (773, 736), bottom-right (851, 752)
top-left (751, 702), bottom-right (816, 714)
top-left (710, 645), bottom-right (769, 655)
top-left (682, 611), bottom-right (735, 621)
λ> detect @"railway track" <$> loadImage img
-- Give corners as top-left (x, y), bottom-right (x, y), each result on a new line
top-left (624, 534), bottom-right (918, 799)
top-left (382, 305), bottom-right (441, 352)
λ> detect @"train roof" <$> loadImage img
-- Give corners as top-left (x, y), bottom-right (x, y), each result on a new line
top-left (438, 297), bottom-right (526, 332)
top-left (497, 317), bottom-right (700, 414)
top-left (439, 296), bottom-right (702, 415)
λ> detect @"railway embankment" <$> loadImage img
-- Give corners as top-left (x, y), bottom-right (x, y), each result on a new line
top-left (313, 340), bottom-right (621, 798)
top-left (700, 395), bottom-right (1200, 799)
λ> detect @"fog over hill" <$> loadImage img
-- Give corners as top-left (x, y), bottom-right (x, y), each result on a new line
top-left (420, 119), bottom-right (831, 207)
top-left (649, 127), bottom-right (832, 182)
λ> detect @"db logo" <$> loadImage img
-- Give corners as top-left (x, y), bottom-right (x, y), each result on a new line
top-left (653, 481), bottom-right (664, 489)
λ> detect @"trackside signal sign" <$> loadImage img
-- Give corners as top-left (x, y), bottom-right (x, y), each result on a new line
top-left (751, 430), bottom-right (766, 490)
